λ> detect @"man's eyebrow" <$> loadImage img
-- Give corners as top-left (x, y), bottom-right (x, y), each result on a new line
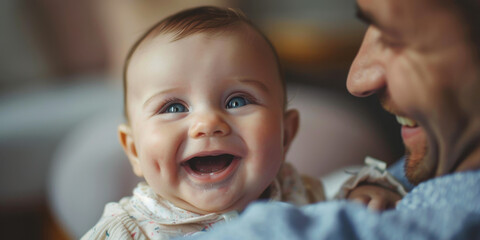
top-left (355, 3), bottom-right (402, 38)
top-left (355, 3), bottom-right (376, 26)
top-left (238, 78), bottom-right (269, 93)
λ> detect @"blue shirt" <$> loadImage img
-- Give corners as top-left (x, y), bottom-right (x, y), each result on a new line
top-left (180, 159), bottom-right (480, 240)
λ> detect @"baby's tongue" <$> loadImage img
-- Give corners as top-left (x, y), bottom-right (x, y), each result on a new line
top-left (189, 154), bottom-right (233, 174)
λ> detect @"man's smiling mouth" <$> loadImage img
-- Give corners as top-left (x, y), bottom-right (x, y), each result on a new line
top-left (182, 154), bottom-right (235, 175)
top-left (396, 115), bottom-right (418, 127)
top-left (395, 115), bottom-right (426, 152)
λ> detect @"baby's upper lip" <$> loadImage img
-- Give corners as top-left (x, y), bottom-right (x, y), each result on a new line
top-left (181, 150), bottom-right (241, 164)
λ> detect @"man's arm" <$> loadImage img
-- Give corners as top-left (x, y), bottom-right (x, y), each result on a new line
top-left (180, 200), bottom-right (479, 240)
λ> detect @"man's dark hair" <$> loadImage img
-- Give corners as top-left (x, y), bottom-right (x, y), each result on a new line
top-left (454, 0), bottom-right (480, 57)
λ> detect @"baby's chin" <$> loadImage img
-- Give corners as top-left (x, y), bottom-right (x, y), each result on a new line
top-left (194, 201), bottom-right (246, 214)
top-left (173, 182), bottom-right (269, 215)
top-left (175, 192), bottom-right (248, 215)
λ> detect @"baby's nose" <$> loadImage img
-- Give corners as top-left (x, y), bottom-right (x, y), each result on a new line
top-left (188, 112), bottom-right (231, 138)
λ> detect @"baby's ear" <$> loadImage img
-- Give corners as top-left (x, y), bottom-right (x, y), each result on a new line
top-left (118, 124), bottom-right (143, 177)
top-left (283, 109), bottom-right (299, 154)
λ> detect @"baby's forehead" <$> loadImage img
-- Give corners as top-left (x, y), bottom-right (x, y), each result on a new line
top-left (134, 29), bottom-right (274, 72)
top-left (130, 28), bottom-right (242, 73)
top-left (128, 24), bottom-right (279, 82)
top-left (125, 24), bottom-right (284, 109)
top-left (141, 23), bottom-right (264, 50)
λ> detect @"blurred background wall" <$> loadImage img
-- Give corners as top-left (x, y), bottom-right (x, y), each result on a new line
top-left (0, 0), bottom-right (404, 239)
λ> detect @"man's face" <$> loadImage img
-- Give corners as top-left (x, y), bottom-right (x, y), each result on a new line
top-left (120, 28), bottom-right (297, 214)
top-left (348, 0), bottom-right (480, 184)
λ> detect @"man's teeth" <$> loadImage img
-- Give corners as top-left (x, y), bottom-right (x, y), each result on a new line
top-left (396, 115), bottom-right (418, 127)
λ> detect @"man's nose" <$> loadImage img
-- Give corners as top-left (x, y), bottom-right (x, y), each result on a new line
top-left (188, 111), bottom-right (231, 138)
top-left (347, 27), bottom-right (386, 97)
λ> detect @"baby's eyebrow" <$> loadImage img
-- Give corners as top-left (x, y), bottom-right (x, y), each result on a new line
top-left (143, 87), bottom-right (183, 109)
top-left (238, 78), bottom-right (269, 93)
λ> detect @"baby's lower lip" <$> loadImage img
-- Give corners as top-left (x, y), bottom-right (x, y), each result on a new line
top-left (182, 157), bottom-right (241, 184)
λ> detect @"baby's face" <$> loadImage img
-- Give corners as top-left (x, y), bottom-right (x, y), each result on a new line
top-left (121, 28), bottom-right (296, 214)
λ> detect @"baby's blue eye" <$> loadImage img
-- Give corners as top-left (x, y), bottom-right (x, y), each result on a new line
top-left (165, 103), bottom-right (187, 113)
top-left (226, 96), bottom-right (249, 109)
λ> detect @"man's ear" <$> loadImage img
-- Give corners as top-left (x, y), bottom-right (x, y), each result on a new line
top-left (283, 109), bottom-right (299, 154)
top-left (118, 124), bottom-right (143, 177)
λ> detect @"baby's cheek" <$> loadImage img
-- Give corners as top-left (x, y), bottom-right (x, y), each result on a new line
top-left (249, 115), bottom-right (284, 170)
top-left (251, 110), bottom-right (283, 137)
top-left (138, 139), bottom-right (167, 176)
top-left (140, 156), bottom-right (175, 194)
top-left (138, 155), bottom-right (161, 177)
top-left (142, 150), bottom-right (181, 186)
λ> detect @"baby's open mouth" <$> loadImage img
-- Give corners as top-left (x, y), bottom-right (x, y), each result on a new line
top-left (182, 154), bottom-right (234, 175)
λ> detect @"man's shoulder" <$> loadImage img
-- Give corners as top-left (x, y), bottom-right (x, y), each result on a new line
top-left (399, 170), bottom-right (480, 213)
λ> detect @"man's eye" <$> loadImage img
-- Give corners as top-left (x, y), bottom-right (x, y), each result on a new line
top-left (380, 35), bottom-right (404, 50)
top-left (164, 103), bottom-right (188, 113)
top-left (226, 96), bottom-right (249, 109)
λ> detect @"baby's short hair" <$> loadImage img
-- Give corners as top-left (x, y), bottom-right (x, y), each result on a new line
top-left (122, 6), bottom-right (285, 120)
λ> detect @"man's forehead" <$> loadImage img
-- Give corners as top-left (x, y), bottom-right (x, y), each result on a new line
top-left (355, 0), bottom-right (448, 30)
top-left (356, 0), bottom-right (446, 16)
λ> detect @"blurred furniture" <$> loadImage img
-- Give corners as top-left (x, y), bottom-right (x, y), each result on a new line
top-left (0, 76), bottom-right (118, 239)
top-left (48, 104), bottom-right (139, 238)
top-left (0, 76), bottom-right (120, 206)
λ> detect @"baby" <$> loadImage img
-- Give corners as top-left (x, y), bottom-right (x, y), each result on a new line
top-left (82, 6), bottom-right (405, 240)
